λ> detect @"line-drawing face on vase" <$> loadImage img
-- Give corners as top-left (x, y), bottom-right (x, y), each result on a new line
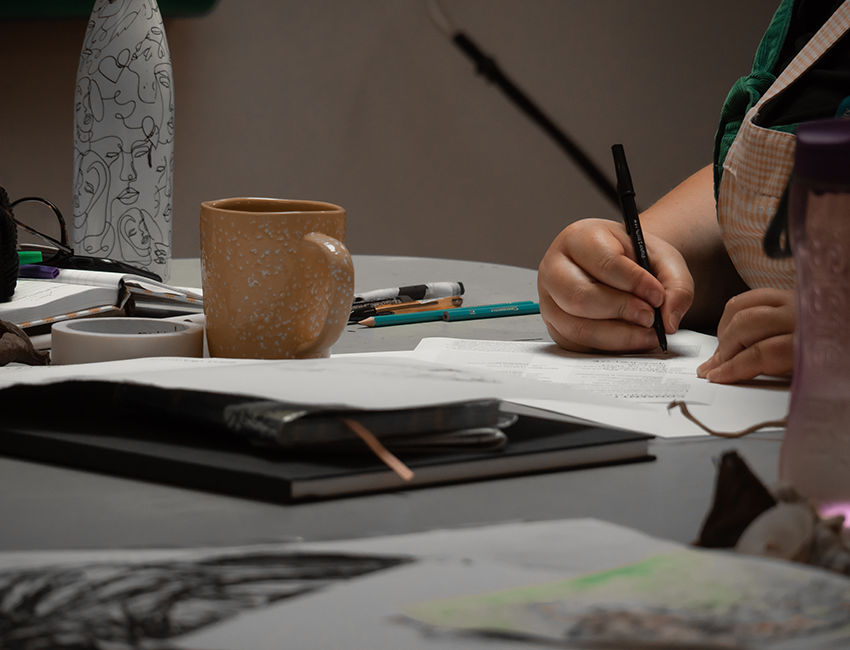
top-left (74, 0), bottom-right (173, 280)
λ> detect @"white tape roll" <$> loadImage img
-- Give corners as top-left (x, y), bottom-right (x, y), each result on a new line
top-left (51, 318), bottom-right (205, 365)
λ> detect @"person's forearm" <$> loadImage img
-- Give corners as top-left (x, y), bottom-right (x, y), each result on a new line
top-left (640, 165), bottom-right (749, 331)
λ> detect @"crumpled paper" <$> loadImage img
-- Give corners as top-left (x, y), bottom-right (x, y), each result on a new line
top-left (0, 319), bottom-right (49, 366)
top-left (695, 450), bottom-right (850, 576)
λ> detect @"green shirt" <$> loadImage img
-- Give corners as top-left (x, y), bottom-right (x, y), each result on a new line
top-left (713, 0), bottom-right (796, 199)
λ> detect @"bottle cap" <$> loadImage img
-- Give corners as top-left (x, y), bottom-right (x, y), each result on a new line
top-left (793, 118), bottom-right (850, 186)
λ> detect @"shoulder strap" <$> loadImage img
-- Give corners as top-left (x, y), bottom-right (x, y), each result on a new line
top-left (712, 0), bottom-right (796, 196)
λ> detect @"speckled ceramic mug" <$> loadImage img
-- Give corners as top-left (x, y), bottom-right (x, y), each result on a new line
top-left (200, 198), bottom-right (354, 359)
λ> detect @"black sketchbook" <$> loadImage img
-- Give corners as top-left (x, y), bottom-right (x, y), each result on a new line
top-left (0, 381), bottom-right (654, 502)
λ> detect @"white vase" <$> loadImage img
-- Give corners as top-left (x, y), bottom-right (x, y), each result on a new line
top-left (73, 0), bottom-right (174, 281)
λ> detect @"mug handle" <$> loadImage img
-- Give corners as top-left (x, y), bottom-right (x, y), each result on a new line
top-left (294, 231), bottom-right (355, 358)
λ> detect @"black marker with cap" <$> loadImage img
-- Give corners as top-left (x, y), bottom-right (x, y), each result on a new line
top-left (611, 144), bottom-right (667, 353)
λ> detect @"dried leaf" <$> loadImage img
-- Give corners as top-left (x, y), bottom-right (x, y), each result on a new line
top-left (693, 451), bottom-right (777, 548)
top-left (0, 319), bottom-right (49, 366)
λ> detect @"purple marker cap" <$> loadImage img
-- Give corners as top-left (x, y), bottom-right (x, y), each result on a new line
top-left (793, 118), bottom-right (850, 187)
top-left (19, 264), bottom-right (60, 279)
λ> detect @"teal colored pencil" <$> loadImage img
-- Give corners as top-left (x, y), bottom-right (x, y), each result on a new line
top-left (358, 310), bottom-right (446, 327)
top-left (441, 302), bottom-right (540, 321)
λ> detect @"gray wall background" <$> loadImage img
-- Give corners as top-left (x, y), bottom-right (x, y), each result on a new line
top-left (2, 0), bottom-right (779, 271)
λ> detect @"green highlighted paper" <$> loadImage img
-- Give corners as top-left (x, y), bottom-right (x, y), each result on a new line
top-left (404, 549), bottom-right (850, 647)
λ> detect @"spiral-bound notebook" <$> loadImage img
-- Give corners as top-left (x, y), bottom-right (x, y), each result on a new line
top-left (0, 381), bottom-right (654, 502)
top-left (0, 270), bottom-right (201, 328)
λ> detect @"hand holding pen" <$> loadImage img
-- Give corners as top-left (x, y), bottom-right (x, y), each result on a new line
top-left (537, 143), bottom-right (704, 352)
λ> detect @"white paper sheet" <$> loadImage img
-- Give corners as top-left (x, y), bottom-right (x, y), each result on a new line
top-left (411, 330), bottom-right (719, 404)
top-left (1, 519), bottom-right (835, 650)
top-left (0, 354), bottom-right (630, 412)
top-left (405, 331), bottom-right (790, 439)
top-left (0, 519), bottom-right (684, 650)
top-left (0, 331), bottom-right (789, 439)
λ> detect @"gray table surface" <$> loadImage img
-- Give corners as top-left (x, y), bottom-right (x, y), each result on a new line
top-left (0, 255), bottom-right (781, 552)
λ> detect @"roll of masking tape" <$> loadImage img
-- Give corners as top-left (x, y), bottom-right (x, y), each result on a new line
top-left (51, 318), bottom-right (205, 365)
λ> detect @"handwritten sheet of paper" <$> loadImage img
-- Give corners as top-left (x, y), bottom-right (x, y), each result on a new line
top-left (406, 330), bottom-right (790, 438)
top-left (411, 330), bottom-right (718, 404)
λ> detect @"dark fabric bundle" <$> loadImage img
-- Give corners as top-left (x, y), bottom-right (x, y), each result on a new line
top-left (0, 187), bottom-right (18, 302)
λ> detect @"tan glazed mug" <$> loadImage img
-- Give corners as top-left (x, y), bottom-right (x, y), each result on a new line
top-left (199, 198), bottom-right (354, 359)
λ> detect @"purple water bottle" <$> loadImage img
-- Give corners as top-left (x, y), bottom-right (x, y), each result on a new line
top-left (779, 118), bottom-right (850, 503)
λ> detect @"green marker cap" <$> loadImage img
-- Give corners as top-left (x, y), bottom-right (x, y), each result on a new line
top-left (17, 251), bottom-right (43, 264)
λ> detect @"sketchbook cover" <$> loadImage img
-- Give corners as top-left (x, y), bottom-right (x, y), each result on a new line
top-left (0, 386), bottom-right (654, 502)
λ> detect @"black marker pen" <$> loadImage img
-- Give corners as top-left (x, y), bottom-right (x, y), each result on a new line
top-left (611, 144), bottom-right (667, 353)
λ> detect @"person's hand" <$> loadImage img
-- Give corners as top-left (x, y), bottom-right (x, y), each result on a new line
top-left (537, 218), bottom-right (695, 353)
top-left (697, 288), bottom-right (795, 384)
